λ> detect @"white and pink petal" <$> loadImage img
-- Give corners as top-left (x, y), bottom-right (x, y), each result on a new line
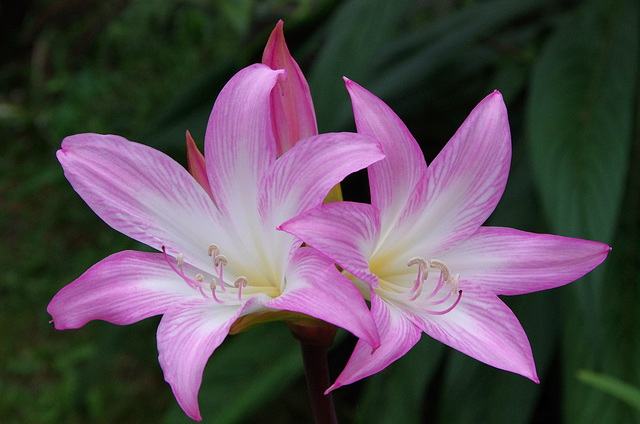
top-left (408, 281), bottom-right (538, 382)
top-left (259, 132), bottom-right (384, 231)
top-left (441, 226), bottom-right (611, 296)
top-left (393, 91), bottom-right (512, 255)
top-left (345, 78), bottom-right (427, 238)
top-left (265, 247), bottom-right (379, 348)
top-left (47, 250), bottom-right (199, 329)
top-left (328, 292), bottom-right (421, 392)
top-left (204, 64), bottom-right (282, 219)
top-left (157, 296), bottom-right (267, 421)
top-left (279, 201), bottom-right (380, 286)
top-left (57, 133), bottom-right (225, 271)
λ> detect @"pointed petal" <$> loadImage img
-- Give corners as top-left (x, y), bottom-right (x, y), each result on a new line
top-left (344, 78), bottom-right (427, 238)
top-left (186, 130), bottom-right (215, 202)
top-left (47, 251), bottom-right (198, 329)
top-left (265, 247), bottom-right (379, 348)
top-left (442, 227), bottom-right (611, 295)
top-left (260, 132), bottom-right (384, 231)
top-left (279, 201), bottom-right (380, 286)
top-left (408, 281), bottom-right (538, 382)
top-left (328, 292), bottom-right (421, 391)
top-left (397, 91), bottom-right (512, 254)
top-left (204, 63), bottom-right (282, 218)
top-left (262, 20), bottom-right (318, 156)
top-left (157, 296), bottom-right (265, 421)
top-left (57, 134), bottom-right (225, 271)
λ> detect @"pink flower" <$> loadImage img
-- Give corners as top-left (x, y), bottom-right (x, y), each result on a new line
top-left (47, 65), bottom-right (384, 420)
top-left (280, 79), bottom-right (610, 391)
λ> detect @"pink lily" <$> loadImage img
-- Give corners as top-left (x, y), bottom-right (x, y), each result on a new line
top-left (280, 79), bottom-right (610, 391)
top-left (47, 65), bottom-right (384, 421)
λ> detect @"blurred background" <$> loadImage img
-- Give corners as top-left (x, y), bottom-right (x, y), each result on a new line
top-left (1, 0), bottom-right (638, 422)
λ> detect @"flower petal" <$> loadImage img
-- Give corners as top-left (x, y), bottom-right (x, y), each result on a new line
top-left (57, 134), bottom-right (224, 271)
top-left (47, 251), bottom-right (198, 329)
top-left (278, 201), bottom-right (380, 286)
top-left (395, 91), bottom-right (512, 254)
top-left (408, 281), bottom-right (538, 382)
top-left (262, 20), bottom-right (318, 156)
top-left (157, 296), bottom-right (266, 421)
top-left (344, 78), bottom-right (427, 239)
top-left (186, 130), bottom-right (215, 202)
top-left (442, 227), bottom-right (611, 295)
top-left (260, 132), bottom-right (384, 232)
top-left (328, 292), bottom-right (421, 392)
top-left (204, 63), bottom-right (282, 218)
top-left (265, 247), bottom-right (379, 348)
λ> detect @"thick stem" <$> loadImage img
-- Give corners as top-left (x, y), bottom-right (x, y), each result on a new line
top-left (289, 322), bottom-right (338, 424)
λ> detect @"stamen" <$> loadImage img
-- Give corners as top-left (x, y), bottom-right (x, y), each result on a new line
top-left (214, 255), bottom-right (228, 292)
top-left (161, 246), bottom-right (198, 290)
top-left (407, 257), bottom-right (430, 270)
top-left (209, 277), bottom-right (224, 304)
top-left (430, 259), bottom-right (458, 294)
top-left (407, 257), bottom-right (429, 301)
top-left (234, 276), bottom-right (248, 301)
top-left (214, 255), bottom-right (228, 267)
top-left (403, 256), bottom-right (462, 315)
top-left (427, 290), bottom-right (463, 315)
top-left (162, 244), bottom-right (252, 305)
top-left (426, 271), bottom-right (446, 299)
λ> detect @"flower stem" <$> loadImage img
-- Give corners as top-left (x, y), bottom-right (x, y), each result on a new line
top-left (288, 322), bottom-right (338, 424)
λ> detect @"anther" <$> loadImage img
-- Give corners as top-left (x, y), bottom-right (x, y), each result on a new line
top-left (234, 276), bottom-right (249, 301)
top-left (176, 253), bottom-right (184, 267)
top-left (214, 255), bottom-right (228, 267)
top-left (208, 244), bottom-right (220, 257)
top-left (407, 257), bottom-right (430, 300)
top-left (407, 257), bottom-right (430, 274)
top-left (234, 276), bottom-right (248, 288)
top-left (195, 274), bottom-right (204, 283)
top-left (430, 259), bottom-right (458, 294)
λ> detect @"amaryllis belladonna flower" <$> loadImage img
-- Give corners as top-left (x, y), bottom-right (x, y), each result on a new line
top-left (280, 79), bottom-right (610, 390)
top-left (47, 63), bottom-right (384, 420)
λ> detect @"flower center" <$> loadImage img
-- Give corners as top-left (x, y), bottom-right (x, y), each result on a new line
top-left (380, 257), bottom-right (462, 315)
top-left (162, 244), bottom-right (251, 304)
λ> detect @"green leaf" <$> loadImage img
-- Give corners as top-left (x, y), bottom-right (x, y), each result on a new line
top-left (215, 0), bottom-right (254, 36)
top-left (355, 337), bottom-right (444, 424)
top-left (578, 370), bottom-right (640, 411)
top-left (526, 0), bottom-right (638, 244)
top-left (308, 0), bottom-right (414, 132)
top-left (437, 290), bottom-right (563, 424)
top-left (526, 1), bottom-right (640, 422)
top-left (368, 0), bottom-right (554, 104)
